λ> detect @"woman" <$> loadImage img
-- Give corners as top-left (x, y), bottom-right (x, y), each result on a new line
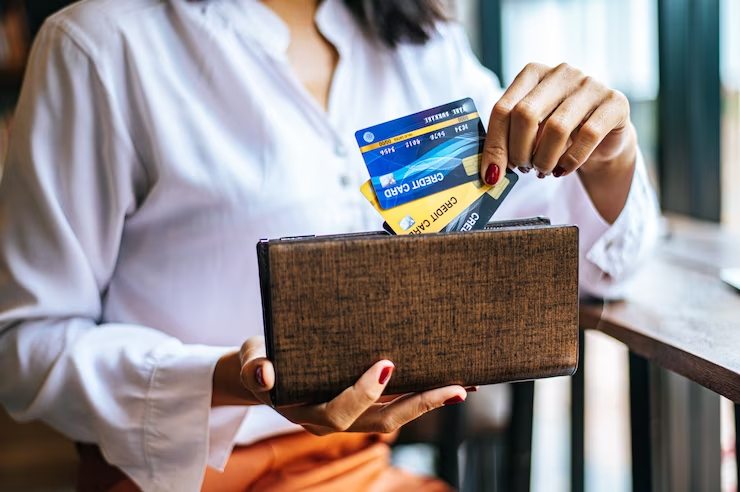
top-left (0, 0), bottom-right (659, 490)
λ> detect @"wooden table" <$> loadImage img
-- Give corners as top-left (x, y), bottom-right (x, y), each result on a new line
top-left (575, 215), bottom-right (740, 492)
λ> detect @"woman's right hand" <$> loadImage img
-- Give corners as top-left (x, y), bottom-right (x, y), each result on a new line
top-left (213, 337), bottom-right (467, 436)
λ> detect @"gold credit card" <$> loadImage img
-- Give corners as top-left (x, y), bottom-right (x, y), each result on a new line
top-left (360, 172), bottom-right (514, 235)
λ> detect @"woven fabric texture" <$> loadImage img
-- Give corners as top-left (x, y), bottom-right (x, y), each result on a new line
top-left (260, 226), bottom-right (579, 406)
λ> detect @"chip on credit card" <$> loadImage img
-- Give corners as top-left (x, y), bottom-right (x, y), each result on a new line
top-left (355, 98), bottom-right (486, 210)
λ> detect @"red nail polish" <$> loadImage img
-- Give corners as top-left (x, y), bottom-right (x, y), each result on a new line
top-left (443, 395), bottom-right (464, 405)
top-left (485, 165), bottom-right (500, 186)
top-left (517, 166), bottom-right (531, 174)
top-left (379, 366), bottom-right (393, 385)
top-left (465, 386), bottom-right (478, 392)
top-left (255, 366), bottom-right (266, 387)
top-left (553, 165), bottom-right (565, 178)
top-left (537, 171), bottom-right (546, 179)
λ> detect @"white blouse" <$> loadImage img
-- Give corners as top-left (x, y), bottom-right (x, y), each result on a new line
top-left (0, 0), bottom-right (659, 490)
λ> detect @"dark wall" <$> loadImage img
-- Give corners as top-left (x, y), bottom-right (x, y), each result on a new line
top-left (0, 0), bottom-right (76, 39)
top-left (26, 0), bottom-right (76, 38)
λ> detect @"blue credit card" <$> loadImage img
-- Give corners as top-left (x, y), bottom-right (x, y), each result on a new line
top-left (355, 98), bottom-right (485, 210)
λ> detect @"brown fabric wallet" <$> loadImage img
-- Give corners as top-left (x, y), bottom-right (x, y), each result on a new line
top-left (257, 217), bottom-right (579, 406)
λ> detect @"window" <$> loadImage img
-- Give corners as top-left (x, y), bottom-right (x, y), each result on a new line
top-left (721, 0), bottom-right (740, 227)
top-left (458, 2), bottom-right (660, 491)
top-left (499, 0), bottom-right (659, 186)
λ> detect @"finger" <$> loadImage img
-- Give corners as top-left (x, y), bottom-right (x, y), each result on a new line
top-left (355, 385), bottom-right (467, 434)
top-left (557, 91), bottom-right (630, 175)
top-left (508, 64), bottom-right (585, 169)
top-left (239, 336), bottom-right (266, 365)
top-left (239, 357), bottom-right (275, 405)
top-left (282, 360), bottom-right (395, 432)
top-left (530, 77), bottom-right (608, 175)
top-left (515, 124), bottom-right (547, 175)
top-left (239, 337), bottom-right (275, 405)
top-left (377, 393), bottom-right (411, 404)
top-left (299, 423), bottom-right (336, 437)
top-left (482, 63), bottom-right (550, 186)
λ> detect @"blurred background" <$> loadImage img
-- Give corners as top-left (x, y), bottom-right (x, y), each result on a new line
top-left (455, 1), bottom-right (738, 492)
top-left (0, 0), bottom-right (738, 491)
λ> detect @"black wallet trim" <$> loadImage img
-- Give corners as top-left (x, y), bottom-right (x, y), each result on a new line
top-left (483, 216), bottom-right (551, 229)
top-left (256, 239), bottom-right (278, 407)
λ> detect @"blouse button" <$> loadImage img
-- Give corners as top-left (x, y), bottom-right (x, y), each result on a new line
top-left (334, 143), bottom-right (348, 158)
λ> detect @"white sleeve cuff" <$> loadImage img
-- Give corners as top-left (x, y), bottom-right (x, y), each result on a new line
top-left (107, 342), bottom-right (244, 492)
top-left (552, 151), bottom-right (660, 299)
top-left (3, 320), bottom-right (250, 492)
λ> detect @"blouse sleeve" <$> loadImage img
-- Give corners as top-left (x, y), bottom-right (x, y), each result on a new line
top-left (0, 21), bottom-right (243, 492)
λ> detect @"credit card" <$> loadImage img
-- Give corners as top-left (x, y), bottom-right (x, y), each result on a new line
top-left (360, 169), bottom-right (518, 235)
top-left (355, 98), bottom-right (485, 210)
top-left (440, 179), bottom-right (517, 232)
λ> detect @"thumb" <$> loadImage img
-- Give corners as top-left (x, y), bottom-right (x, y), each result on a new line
top-left (480, 134), bottom-right (507, 187)
top-left (239, 337), bottom-right (275, 405)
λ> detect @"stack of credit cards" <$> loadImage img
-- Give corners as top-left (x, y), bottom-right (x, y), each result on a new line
top-left (355, 98), bottom-right (518, 235)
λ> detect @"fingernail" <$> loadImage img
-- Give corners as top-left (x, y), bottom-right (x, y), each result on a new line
top-left (537, 171), bottom-right (546, 179)
top-left (443, 395), bottom-right (465, 405)
top-left (484, 165), bottom-right (500, 186)
top-left (379, 366), bottom-right (393, 385)
top-left (256, 366), bottom-right (266, 387)
top-left (465, 386), bottom-right (478, 392)
top-left (553, 165), bottom-right (565, 178)
top-left (517, 166), bottom-right (531, 174)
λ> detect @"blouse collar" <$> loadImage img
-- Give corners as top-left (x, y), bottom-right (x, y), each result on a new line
top-left (213, 0), bottom-right (360, 60)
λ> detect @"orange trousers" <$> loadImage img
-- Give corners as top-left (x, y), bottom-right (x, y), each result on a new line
top-left (77, 431), bottom-right (453, 492)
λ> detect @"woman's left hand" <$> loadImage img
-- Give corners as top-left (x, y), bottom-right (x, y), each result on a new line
top-left (480, 63), bottom-right (637, 222)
